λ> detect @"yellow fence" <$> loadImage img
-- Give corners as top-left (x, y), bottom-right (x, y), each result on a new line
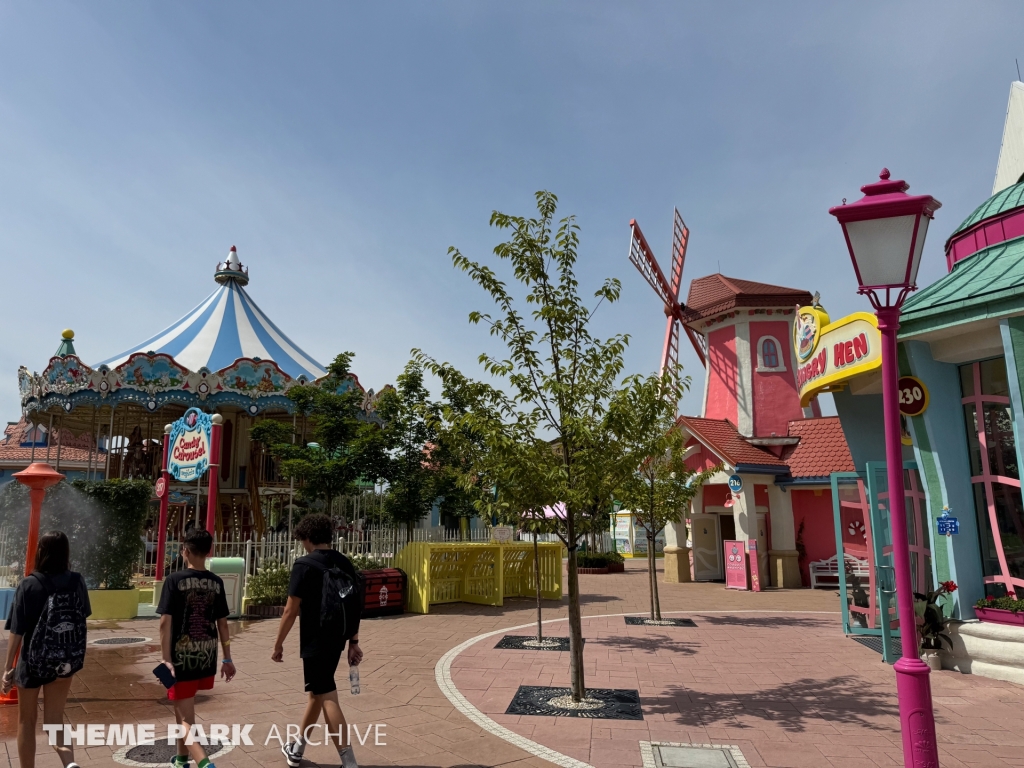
top-left (394, 542), bottom-right (563, 614)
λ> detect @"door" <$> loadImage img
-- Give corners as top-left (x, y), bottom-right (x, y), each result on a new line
top-left (755, 512), bottom-right (770, 587)
top-left (691, 513), bottom-right (721, 580)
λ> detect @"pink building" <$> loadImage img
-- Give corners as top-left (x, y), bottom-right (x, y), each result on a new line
top-left (662, 274), bottom-right (855, 589)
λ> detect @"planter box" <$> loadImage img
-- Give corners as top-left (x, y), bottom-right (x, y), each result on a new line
top-left (88, 589), bottom-right (139, 620)
top-left (245, 604), bottom-right (285, 619)
top-left (976, 606), bottom-right (1024, 626)
top-left (361, 568), bottom-right (406, 618)
top-left (577, 567), bottom-right (610, 575)
top-left (607, 562), bottom-right (625, 573)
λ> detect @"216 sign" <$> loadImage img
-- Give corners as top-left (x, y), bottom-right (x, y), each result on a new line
top-left (898, 376), bottom-right (929, 418)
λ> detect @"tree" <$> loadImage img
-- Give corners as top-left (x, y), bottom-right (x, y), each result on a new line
top-left (610, 373), bottom-right (719, 621)
top-left (416, 191), bottom-right (628, 701)
top-left (375, 362), bottom-right (436, 533)
top-left (250, 352), bottom-right (388, 518)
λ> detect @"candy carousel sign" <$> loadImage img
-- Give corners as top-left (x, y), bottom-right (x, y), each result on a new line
top-left (168, 408), bottom-right (213, 481)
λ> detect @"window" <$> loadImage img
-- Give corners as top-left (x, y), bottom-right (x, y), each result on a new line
top-left (960, 357), bottom-right (1024, 598)
top-left (756, 336), bottom-right (786, 372)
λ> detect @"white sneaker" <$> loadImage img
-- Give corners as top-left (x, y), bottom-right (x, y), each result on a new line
top-left (338, 746), bottom-right (358, 768)
top-left (282, 741), bottom-right (303, 768)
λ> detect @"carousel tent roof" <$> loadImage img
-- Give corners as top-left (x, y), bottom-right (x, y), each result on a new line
top-left (96, 248), bottom-right (328, 381)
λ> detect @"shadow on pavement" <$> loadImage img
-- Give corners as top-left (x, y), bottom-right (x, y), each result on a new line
top-left (641, 676), bottom-right (898, 733)
top-left (588, 634), bottom-right (701, 655)
top-left (695, 615), bottom-right (835, 628)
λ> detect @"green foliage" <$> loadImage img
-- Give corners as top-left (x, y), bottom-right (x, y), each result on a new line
top-left (375, 362), bottom-right (436, 530)
top-left (246, 560), bottom-right (290, 606)
top-left (977, 594), bottom-right (1024, 613)
top-left (250, 352), bottom-right (389, 512)
top-left (0, 479), bottom-right (151, 590)
top-left (70, 479), bottom-right (152, 590)
top-left (348, 554), bottom-right (387, 571)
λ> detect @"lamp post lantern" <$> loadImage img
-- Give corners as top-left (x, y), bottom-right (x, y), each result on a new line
top-left (13, 462), bottom-right (66, 576)
top-left (830, 169), bottom-right (941, 768)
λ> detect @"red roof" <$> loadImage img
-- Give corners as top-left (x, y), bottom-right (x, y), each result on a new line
top-left (0, 418), bottom-right (93, 465)
top-left (676, 416), bottom-right (789, 468)
top-left (784, 417), bottom-right (855, 478)
top-left (681, 274), bottom-right (813, 323)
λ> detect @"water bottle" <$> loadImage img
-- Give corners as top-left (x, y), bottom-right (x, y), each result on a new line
top-left (349, 664), bottom-right (360, 695)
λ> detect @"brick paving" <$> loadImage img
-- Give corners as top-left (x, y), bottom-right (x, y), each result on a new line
top-left (0, 560), bottom-right (1021, 768)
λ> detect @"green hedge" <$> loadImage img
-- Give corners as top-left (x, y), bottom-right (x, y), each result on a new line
top-left (246, 560), bottom-right (290, 606)
top-left (577, 552), bottom-right (624, 568)
top-left (0, 479), bottom-right (150, 590)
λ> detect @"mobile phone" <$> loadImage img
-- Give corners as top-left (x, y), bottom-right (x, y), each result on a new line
top-left (153, 663), bottom-right (176, 689)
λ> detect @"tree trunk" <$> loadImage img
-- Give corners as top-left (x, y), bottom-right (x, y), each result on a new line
top-left (651, 530), bottom-right (662, 621)
top-left (533, 529), bottom-right (543, 642)
top-left (566, 517), bottom-right (586, 702)
top-left (647, 529), bottom-right (656, 620)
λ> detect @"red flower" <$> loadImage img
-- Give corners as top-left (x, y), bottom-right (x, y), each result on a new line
top-left (940, 580), bottom-right (958, 593)
top-left (986, 595), bottom-right (996, 602)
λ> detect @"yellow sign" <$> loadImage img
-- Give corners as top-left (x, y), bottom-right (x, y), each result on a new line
top-left (795, 309), bottom-right (882, 406)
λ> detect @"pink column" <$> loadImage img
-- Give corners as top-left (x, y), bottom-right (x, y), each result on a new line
top-left (205, 414), bottom-right (223, 533)
top-left (155, 425), bottom-right (171, 579)
top-left (877, 306), bottom-right (939, 768)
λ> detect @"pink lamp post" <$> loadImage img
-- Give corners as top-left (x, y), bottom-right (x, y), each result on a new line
top-left (830, 169), bottom-right (941, 768)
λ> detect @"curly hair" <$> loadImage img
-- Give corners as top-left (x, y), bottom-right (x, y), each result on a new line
top-left (294, 513), bottom-right (333, 545)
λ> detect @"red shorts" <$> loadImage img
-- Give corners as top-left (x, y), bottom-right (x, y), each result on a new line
top-left (168, 675), bottom-right (214, 701)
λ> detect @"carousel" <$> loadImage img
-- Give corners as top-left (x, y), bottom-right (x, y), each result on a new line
top-left (17, 247), bottom-right (379, 536)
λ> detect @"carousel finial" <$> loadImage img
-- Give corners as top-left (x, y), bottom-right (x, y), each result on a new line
top-left (215, 245), bottom-right (249, 286)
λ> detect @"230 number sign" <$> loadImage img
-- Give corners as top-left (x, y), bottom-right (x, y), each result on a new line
top-left (898, 376), bottom-right (929, 417)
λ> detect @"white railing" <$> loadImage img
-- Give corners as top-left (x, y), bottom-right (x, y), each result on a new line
top-left (0, 524), bottom-right (18, 588)
top-left (135, 523), bottom-right (497, 582)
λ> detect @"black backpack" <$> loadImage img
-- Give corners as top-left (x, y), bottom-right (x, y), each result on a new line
top-left (24, 573), bottom-right (87, 680)
top-left (300, 554), bottom-right (362, 637)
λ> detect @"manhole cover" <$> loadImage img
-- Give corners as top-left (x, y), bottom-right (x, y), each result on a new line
top-left (640, 742), bottom-right (750, 768)
top-left (114, 739), bottom-right (232, 766)
top-left (91, 637), bottom-right (151, 646)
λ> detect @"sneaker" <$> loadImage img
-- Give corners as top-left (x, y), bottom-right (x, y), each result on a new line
top-left (338, 746), bottom-right (358, 768)
top-left (282, 741), bottom-right (303, 768)
top-left (171, 757), bottom-right (189, 768)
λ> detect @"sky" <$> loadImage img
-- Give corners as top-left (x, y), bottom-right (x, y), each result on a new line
top-left (2, 2), bottom-right (1023, 423)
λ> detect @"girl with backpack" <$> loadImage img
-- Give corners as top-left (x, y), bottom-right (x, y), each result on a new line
top-left (1, 530), bottom-right (91, 768)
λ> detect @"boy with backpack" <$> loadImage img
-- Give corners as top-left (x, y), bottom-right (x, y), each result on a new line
top-left (272, 513), bottom-right (363, 768)
top-left (157, 528), bottom-right (234, 768)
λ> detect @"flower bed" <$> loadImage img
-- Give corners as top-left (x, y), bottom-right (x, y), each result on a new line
top-left (975, 595), bottom-right (1024, 626)
top-left (245, 604), bottom-right (285, 619)
top-left (575, 552), bottom-right (625, 574)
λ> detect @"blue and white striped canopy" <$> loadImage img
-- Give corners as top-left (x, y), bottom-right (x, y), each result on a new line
top-left (96, 280), bottom-right (327, 380)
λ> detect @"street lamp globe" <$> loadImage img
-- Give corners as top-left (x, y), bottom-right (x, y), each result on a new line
top-left (829, 169), bottom-right (941, 302)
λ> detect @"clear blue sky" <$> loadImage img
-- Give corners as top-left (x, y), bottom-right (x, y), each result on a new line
top-left (2, 2), bottom-right (1023, 422)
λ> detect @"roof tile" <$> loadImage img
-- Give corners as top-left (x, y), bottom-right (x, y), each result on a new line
top-left (676, 416), bottom-right (789, 468)
top-left (682, 274), bottom-right (813, 323)
top-left (783, 417), bottom-right (855, 478)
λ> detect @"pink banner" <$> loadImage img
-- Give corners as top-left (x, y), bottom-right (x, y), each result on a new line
top-left (724, 540), bottom-right (748, 590)
top-left (748, 540), bottom-right (762, 592)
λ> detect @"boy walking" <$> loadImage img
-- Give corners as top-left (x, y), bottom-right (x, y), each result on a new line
top-left (157, 528), bottom-right (235, 768)
top-left (272, 514), bottom-right (363, 768)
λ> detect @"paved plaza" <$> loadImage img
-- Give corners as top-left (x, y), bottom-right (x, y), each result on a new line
top-left (1, 561), bottom-right (1022, 768)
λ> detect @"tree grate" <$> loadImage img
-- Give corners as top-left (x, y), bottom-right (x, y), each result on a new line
top-left (494, 635), bottom-right (579, 651)
top-left (91, 637), bottom-right (150, 645)
top-left (625, 616), bottom-right (697, 627)
top-left (505, 685), bottom-right (642, 720)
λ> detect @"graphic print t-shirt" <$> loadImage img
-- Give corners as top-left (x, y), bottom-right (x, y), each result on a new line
top-left (157, 569), bottom-right (230, 681)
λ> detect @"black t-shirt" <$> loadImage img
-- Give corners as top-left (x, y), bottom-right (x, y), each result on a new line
top-left (156, 569), bottom-right (230, 681)
top-left (288, 549), bottom-right (361, 658)
top-left (5, 571), bottom-right (91, 640)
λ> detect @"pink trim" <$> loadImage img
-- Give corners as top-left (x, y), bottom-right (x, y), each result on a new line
top-left (975, 606), bottom-right (1024, 626)
top-left (945, 206), bottom-right (1024, 271)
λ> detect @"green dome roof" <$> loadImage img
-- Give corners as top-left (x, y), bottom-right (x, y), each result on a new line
top-left (952, 179), bottom-right (1024, 237)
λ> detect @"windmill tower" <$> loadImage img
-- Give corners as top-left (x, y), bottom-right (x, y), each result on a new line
top-left (628, 209), bottom-right (708, 387)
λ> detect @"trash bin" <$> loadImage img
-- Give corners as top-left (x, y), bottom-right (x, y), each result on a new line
top-left (207, 557), bottom-right (245, 618)
top-left (361, 568), bottom-right (406, 618)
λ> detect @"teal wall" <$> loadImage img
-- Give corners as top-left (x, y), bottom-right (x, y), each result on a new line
top-left (902, 341), bottom-right (982, 618)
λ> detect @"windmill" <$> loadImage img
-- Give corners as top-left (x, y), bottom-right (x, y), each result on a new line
top-left (628, 210), bottom-right (708, 391)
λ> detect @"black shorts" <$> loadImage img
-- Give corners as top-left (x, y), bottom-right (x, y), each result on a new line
top-left (302, 645), bottom-right (344, 695)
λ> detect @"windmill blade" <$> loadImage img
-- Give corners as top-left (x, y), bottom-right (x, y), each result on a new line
top-left (685, 326), bottom-right (707, 368)
top-left (661, 315), bottom-right (682, 380)
top-left (669, 208), bottom-right (689, 302)
top-left (628, 219), bottom-right (674, 308)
